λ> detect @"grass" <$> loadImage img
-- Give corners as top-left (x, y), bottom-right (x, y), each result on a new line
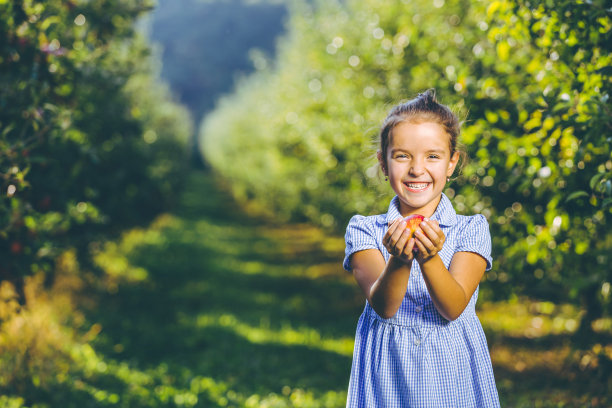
top-left (1, 170), bottom-right (610, 407)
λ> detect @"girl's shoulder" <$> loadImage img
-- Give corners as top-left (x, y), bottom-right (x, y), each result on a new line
top-left (343, 213), bottom-right (387, 272)
top-left (451, 213), bottom-right (493, 269)
top-left (454, 213), bottom-right (490, 230)
top-left (345, 213), bottom-right (387, 238)
top-left (346, 196), bottom-right (401, 232)
top-left (450, 213), bottom-right (491, 241)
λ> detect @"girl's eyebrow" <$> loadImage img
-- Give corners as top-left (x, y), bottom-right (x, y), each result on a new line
top-left (391, 147), bottom-right (447, 153)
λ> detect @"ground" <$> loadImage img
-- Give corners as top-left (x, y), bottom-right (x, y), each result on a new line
top-left (2, 171), bottom-right (609, 407)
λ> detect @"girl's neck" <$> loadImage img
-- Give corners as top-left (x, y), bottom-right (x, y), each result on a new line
top-left (398, 195), bottom-right (442, 218)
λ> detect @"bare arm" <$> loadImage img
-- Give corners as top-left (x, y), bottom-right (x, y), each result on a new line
top-left (350, 218), bottom-right (416, 319)
top-left (414, 220), bottom-right (487, 321)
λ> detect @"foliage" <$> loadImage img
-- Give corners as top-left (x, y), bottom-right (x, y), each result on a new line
top-left (1, 173), bottom-right (356, 407)
top-left (0, 0), bottom-right (191, 291)
top-left (0, 273), bottom-right (79, 397)
top-left (200, 0), bottom-right (492, 225)
top-left (466, 0), bottom-right (611, 333)
top-left (199, 0), bottom-right (611, 335)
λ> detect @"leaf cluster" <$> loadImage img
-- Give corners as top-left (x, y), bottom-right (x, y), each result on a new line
top-left (0, 0), bottom-right (191, 292)
top-left (200, 0), bottom-right (611, 330)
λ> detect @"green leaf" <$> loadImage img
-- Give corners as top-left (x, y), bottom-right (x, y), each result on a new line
top-left (589, 173), bottom-right (605, 190)
top-left (565, 191), bottom-right (589, 202)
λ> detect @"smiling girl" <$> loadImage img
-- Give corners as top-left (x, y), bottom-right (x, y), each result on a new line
top-left (343, 90), bottom-right (500, 407)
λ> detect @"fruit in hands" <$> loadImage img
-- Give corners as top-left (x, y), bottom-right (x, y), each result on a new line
top-left (405, 214), bottom-right (424, 253)
top-left (404, 214), bottom-right (424, 238)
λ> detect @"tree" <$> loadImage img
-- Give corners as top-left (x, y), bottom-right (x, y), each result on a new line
top-left (467, 0), bottom-right (611, 338)
top-left (200, 0), bottom-right (611, 341)
top-left (0, 0), bottom-right (191, 294)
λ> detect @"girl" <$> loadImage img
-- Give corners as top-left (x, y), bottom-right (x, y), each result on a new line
top-left (343, 90), bottom-right (500, 407)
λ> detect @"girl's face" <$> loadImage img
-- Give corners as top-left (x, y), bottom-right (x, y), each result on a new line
top-left (379, 121), bottom-right (460, 217)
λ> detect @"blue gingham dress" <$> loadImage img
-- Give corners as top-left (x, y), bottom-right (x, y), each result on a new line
top-left (343, 194), bottom-right (500, 407)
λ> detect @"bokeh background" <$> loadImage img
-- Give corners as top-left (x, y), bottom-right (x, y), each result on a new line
top-left (1, 0), bottom-right (610, 406)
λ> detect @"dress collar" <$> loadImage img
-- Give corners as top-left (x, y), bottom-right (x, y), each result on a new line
top-left (377, 193), bottom-right (458, 227)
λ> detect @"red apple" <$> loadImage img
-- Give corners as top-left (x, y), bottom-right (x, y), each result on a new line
top-left (404, 214), bottom-right (424, 238)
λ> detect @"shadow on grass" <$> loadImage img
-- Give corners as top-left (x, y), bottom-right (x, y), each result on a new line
top-left (84, 171), bottom-right (363, 402)
top-left (76, 171), bottom-right (611, 407)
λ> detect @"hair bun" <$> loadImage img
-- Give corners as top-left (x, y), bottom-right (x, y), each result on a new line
top-left (418, 88), bottom-right (437, 104)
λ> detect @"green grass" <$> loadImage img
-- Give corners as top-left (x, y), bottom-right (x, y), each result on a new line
top-left (2, 171), bottom-right (610, 407)
top-left (80, 171), bottom-right (359, 407)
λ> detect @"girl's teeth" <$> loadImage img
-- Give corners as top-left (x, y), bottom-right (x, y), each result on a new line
top-left (407, 183), bottom-right (428, 189)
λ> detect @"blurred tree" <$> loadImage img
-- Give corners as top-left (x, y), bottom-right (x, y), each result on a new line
top-left (466, 0), bottom-right (611, 339)
top-left (200, 0), bottom-right (611, 341)
top-left (201, 0), bottom-right (488, 226)
top-left (146, 0), bottom-right (287, 164)
top-left (0, 0), bottom-right (191, 295)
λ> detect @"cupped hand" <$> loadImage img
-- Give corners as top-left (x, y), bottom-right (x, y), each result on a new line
top-left (383, 218), bottom-right (416, 263)
top-left (413, 219), bottom-right (445, 262)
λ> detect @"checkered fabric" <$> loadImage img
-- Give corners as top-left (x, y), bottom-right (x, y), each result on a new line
top-left (343, 194), bottom-right (500, 407)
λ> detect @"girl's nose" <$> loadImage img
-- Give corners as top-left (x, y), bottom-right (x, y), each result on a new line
top-left (409, 160), bottom-right (425, 176)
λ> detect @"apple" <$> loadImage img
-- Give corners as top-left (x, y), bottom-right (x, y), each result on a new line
top-left (404, 214), bottom-right (424, 238)
top-left (405, 214), bottom-right (424, 253)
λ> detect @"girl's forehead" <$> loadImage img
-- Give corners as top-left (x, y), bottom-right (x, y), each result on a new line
top-left (389, 121), bottom-right (451, 149)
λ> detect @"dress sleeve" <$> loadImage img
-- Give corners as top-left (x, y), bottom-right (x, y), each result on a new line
top-left (343, 215), bottom-right (379, 272)
top-left (455, 214), bottom-right (493, 271)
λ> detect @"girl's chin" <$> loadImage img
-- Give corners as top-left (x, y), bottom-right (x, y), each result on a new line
top-left (397, 191), bottom-right (442, 214)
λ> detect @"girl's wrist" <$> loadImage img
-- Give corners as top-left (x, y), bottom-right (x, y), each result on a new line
top-left (418, 252), bottom-right (439, 266)
top-left (389, 254), bottom-right (413, 266)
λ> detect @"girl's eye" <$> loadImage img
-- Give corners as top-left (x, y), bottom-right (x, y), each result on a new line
top-left (428, 154), bottom-right (440, 159)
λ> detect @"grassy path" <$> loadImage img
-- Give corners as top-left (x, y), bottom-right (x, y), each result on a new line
top-left (21, 170), bottom-right (605, 407)
top-left (82, 171), bottom-right (362, 407)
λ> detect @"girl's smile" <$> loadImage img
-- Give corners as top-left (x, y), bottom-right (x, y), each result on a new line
top-left (380, 121), bottom-right (459, 217)
top-left (403, 182), bottom-right (431, 192)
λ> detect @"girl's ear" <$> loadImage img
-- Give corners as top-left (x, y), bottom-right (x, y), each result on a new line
top-left (447, 151), bottom-right (460, 177)
top-left (377, 151), bottom-right (387, 176)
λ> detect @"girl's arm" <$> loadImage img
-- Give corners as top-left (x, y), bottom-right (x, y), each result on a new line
top-left (350, 218), bottom-right (416, 319)
top-left (414, 219), bottom-right (487, 321)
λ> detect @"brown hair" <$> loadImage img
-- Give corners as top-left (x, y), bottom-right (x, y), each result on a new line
top-left (378, 89), bottom-right (466, 173)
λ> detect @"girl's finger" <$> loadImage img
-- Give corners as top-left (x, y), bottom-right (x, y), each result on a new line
top-left (420, 220), bottom-right (442, 241)
top-left (389, 220), bottom-right (407, 246)
top-left (388, 217), bottom-right (403, 235)
top-left (414, 236), bottom-right (428, 256)
top-left (383, 218), bottom-right (402, 245)
top-left (419, 220), bottom-right (445, 249)
top-left (402, 237), bottom-right (416, 259)
top-left (388, 217), bottom-right (403, 228)
top-left (415, 229), bottom-right (435, 251)
top-left (394, 225), bottom-right (411, 252)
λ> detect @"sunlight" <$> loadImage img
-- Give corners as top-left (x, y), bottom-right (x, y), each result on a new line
top-left (193, 313), bottom-right (354, 356)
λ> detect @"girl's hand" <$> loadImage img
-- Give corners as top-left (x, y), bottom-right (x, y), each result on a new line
top-left (383, 218), bottom-right (416, 263)
top-left (413, 219), bottom-right (445, 263)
